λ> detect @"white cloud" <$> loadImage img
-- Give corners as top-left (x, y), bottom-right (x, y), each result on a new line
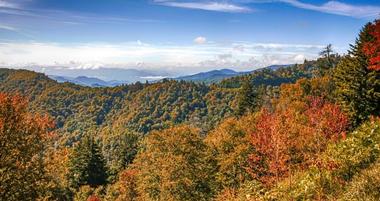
top-left (279, 0), bottom-right (380, 18)
top-left (155, 0), bottom-right (379, 17)
top-left (0, 0), bottom-right (18, 9)
top-left (0, 23), bottom-right (34, 38)
top-left (0, 24), bottom-right (17, 31)
top-left (155, 1), bottom-right (251, 13)
top-left (0, 41), bottom-right (326, 74)
top-left (194, 36), bottom-right (207, 44)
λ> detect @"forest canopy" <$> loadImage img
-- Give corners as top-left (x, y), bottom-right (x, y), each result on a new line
top-left (1, 19), bottom-right (380, 201)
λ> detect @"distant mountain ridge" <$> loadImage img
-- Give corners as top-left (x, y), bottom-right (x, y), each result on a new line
top-left (47, 64), bottom-right (293, 86)
top-left (49, 75), bottom-right (126, 87)
top-left (22, 66), bottom-right (170, 83)
top-left (175, 64), bottom-right (292, 83)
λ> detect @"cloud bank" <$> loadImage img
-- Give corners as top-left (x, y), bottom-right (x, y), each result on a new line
top-left (280, 0), bottom-right (380, 18)
top-left (0, 41), bottom-right (328, 74)
top-left (154, 0), bottom-right (252, 13)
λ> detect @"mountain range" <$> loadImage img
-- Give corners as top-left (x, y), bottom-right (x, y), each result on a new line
top-left (174, 64), bottom-right (292, 84)
top-left (44, 64), bottom-right (292, 87)
top-left (49, 75), bottom-right (126, 87)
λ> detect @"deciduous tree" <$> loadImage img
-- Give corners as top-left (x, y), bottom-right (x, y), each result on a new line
top-left (363, 20), bottom-right (380, 71)
top-left (0, 93), bottom-right (53, 200)
top-left (133, 125), bottom-right (214, 201)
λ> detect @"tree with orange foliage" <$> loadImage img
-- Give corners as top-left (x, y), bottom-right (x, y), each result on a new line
top-left (43, 147), bottom-right (71, 200)
top-left (133, 125), bottom-right (214, 200)
top-left (105, 169), bottom-right (139, 201)
top-left (87, 195), bottom-right (101, 201)
top-left (0, 93), bottom-right (53, 200)
top-left (248, 109), bottom-right (290, 186)
top-left (248, 77), bottom-right (349, 186)
top-left (204, 115), bottom-right (255, 190)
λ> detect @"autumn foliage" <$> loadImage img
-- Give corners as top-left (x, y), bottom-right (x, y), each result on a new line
top-left (248, 78), bottom-right (348, 186)
top-left (87, 195), bottom-right (101, 201)
top-left (105, 169), bottom-right (139, 201)
top-left (363, 20), bottom-right (380, 71)
top-left (2, 19), bottom-right (380, 201)
top-left (0, 93), bottom-right (54, 200)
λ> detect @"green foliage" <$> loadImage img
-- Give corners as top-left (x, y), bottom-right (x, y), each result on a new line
top-left (326, 118), bottom-right (380, 181)
top-left (340, 159), bottom-right (380, 201)
top-left (334, 23), bottom-right (380, 126)
top-left (0, 69), bottom-right (237, 144)
top-left (236, 80), bottom-right (262, 116)
top-left (262, 167), bottom-right (338, 201)
top-left (67, 135), bottom-right (108, 190)
top-left (109, 80), bottom-right (230, 134)
top-left (316, 44), bottom-right (342, 76)
top-left (220, 64), bottom-right (313, 89)
top-left (100, 127), bottom-right (141, 180)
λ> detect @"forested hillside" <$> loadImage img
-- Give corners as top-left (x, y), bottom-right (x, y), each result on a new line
top-left (0, 69), bottom-right (237, 144)
top-left (1, 20), bottom-right (380, 201)
top-left (0, 57), bottom-right (317, 145)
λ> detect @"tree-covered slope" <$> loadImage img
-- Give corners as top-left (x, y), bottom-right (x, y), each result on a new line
top-left (0, 55), bottom-right (339, 145)
top-left (0, 68), bottom-right (238, 145)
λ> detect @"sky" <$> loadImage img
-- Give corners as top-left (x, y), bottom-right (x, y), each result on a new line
top-left (0, 0), bottom-right (379, 75)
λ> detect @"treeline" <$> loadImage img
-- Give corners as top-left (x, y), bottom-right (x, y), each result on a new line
top-left (1, 20), bottom-right (380, 200)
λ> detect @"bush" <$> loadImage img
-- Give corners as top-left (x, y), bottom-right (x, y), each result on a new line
top-left (340, 160), bottom-right (380, 201)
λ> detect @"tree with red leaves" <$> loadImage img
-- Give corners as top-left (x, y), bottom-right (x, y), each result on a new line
top-left (248, 79), bottom-right (348, 186)
top-left (363, 20), bottom-right (380, 71)
top-left (249, 109), bottom-right (290, 186)
top-left (87, 195), bottom-right (101, 201)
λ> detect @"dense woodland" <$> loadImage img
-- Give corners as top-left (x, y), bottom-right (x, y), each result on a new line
top-left (0, 20), bottom-right (380, 200)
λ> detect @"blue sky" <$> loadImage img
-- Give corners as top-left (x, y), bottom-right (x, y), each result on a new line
top-left (0, 0), bottom-right (379, 74)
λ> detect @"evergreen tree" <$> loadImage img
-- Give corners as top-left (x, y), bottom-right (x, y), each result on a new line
top-left (236, 79), bottom-right (260, 116)
top-left (67, 135), bottom-right (108, 190)
top-left (318, 44), bottom-right (334, 74)
top-left (334, 22), bottom-right (380, 127)
top-left (101, 128), bottom-right (140, 180)
top-left (316, 44), bottom-right (343, 76)
top-left (320, 44), bottom-right (333, 61)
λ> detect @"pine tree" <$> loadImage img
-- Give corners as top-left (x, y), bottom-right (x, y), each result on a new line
top-left (320, 44), bottom-right (333, 66)
top-left (318, 44), bottom-right (335, 75)
top-left (236, 79), bottom-right (260, 116)
top-left (67, 135), bottom-right (108, 190)
top-left (334, 22), bottom-right (380, 127)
